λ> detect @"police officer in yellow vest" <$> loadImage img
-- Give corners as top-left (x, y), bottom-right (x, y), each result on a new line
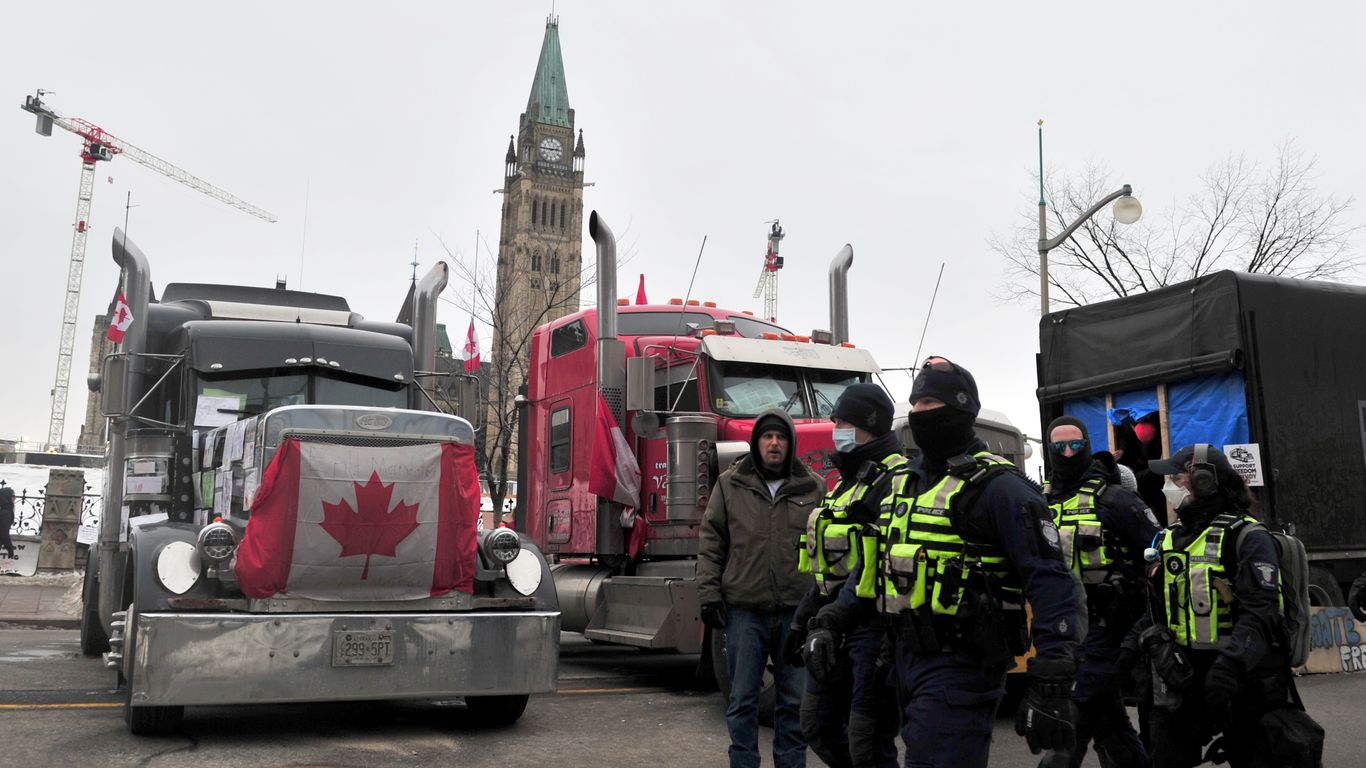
top-left (785, 383), bottom-right (903, 768)
top-left (1040, 416), bottom-right (1159, 768)
top-left (805, 357), bottom-right (1080, 768)
top-left (1141, 445), bottom-right (1293, 768)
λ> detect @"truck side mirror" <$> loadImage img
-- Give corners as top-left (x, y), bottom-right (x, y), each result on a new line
top-left (100, 353), bottom-right (127, 418)
top-left (625, 356), bottom-right (656, 413)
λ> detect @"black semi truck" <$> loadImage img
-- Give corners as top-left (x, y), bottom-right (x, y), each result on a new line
top-left (1038, 269), bottom-right (1366, 605)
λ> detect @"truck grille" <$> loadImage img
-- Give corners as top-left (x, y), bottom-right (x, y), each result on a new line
top-left (290, 434), bottom-right (444, 449)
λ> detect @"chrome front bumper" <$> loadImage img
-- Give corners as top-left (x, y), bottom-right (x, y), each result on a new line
top-left (128, 611), bottom-right (560, 707)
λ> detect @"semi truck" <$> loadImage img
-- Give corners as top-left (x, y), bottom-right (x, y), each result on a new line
top-left (517, 213), bottom-right (878, 700)
top-left (1037, 269), bottom-right (1366, 606)
top-left (82, 231), bottom-right (560, 734)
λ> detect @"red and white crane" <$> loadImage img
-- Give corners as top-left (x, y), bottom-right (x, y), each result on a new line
top-left (21, 90), bottom-right (276, 450)
top-left (751, 220), bottom-right (785, 322)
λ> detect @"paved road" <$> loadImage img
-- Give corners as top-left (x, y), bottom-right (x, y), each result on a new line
top-left (0, 629), bottom-right (1361, 767)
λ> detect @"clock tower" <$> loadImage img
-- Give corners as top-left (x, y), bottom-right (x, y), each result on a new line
top-left (488, 16), bottom-right (586, 485)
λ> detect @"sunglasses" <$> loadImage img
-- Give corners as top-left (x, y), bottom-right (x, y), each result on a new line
top-left (1050, 439), bottom-right (1088, 455)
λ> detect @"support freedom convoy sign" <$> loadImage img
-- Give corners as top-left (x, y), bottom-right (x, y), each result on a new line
top-left (1223, 443), bottom-right (1264, 487)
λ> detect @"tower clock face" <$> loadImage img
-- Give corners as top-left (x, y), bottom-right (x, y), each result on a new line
top-left (539, 137), bottom-right (564, 162)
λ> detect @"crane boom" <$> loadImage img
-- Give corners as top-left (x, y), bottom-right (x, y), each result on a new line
top-left (21, 90), bottom-right (276, 450)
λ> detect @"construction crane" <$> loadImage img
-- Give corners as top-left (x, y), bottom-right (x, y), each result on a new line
top-left (751, 220), bottom-right (785, 322)
top-left (21, 89), bottom-right (277, 451)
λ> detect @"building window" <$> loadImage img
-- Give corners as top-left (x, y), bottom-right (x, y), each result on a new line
top-left (531, 251), bottom-right (542, 271)
top-left (549, 201), bottom-right (556, 228)
top-left (531, 198), bottom-right (538, 225)
top-left (551, 255), bottom-right (560, 274)
top-left (550, 406), bottom-right (571, 474)
top-left (560, 203), bottom-right (567, 231)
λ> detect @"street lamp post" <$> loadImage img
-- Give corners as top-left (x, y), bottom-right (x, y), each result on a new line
top-left (1036, 122), bottom-right (1142, 317)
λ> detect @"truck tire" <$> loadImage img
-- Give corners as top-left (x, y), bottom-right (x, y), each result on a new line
top-left (709, 625), bottom-right (776, 728)
top-left (1308, 566), bottom-right (1345, 606)
top-left (78, 565), bottom-right (109, 656)
top-left (463, 694), bottom-right (529, 728)
top-left (122, 602), bottom-right (184, 735)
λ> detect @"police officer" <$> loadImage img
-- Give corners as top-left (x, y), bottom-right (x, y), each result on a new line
top-left (787, 383), bottom-right (903, 768)
top-left (1141, 444), bottom-right (1295, 767)
top-left (805, 357), bottom-right (1080, 768)
top-left (1040, 416), bottom-right (1158, 768)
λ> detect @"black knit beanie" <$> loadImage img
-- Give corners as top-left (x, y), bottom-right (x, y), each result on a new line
top-left (830, 383), bottom-right (895, 437)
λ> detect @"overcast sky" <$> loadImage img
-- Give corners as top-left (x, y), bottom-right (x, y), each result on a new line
top-left (3, 2), bottom-right (1364, 456)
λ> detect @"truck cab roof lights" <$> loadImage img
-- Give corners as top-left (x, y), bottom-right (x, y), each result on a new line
top-left (299, 357), bottom-right (312, 364)
top-left (393, 373), bottom-right (405, 381)
top-left (686, 299), bottom-right (701, 306)
top-left (316, 357), bottom-right (328, 365)
top-left (741, 310), bottom-right (755, 316)
top-left (840, 342), bottom-right (856, 348)
top-left (699, 329), bottom-right (718, 337)
top-left (761, 332), bottom-right (780, 340)
top-left (210, 363), bottom-right (223, 370)
top-left (285, 358), bottom-right (298, 365)
top-left (668, 298), bottom-right (683, 305)
top-left (780, 333), bottom-right (800, 342)
top-left (329, 361), bottom-right (340, 368)
top-left (617, 298), bottom-right (630, 306)
top-left (703, 301), bottom-right (717, 308)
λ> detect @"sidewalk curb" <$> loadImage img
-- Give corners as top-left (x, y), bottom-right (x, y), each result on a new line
top-left (0, 616), bottom-right (80, 629)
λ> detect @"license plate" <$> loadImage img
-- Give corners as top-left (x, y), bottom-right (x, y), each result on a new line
top-left (331, 630), bottom-right (395, 667)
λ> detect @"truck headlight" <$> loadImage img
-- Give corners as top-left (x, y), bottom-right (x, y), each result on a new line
top-left (196, 521), bottom-right (237, 562)
top-left (481, 527), bottom-right (522, 565)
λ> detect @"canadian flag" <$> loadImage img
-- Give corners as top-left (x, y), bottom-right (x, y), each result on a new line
top-left (234, 438), bottom-right (480, 600)
top-left (589, 392), bottom-right (641, 508)
top-left (107, 293), bottom-right (133, 343)
top-left (462, 319), bottom-right (481, 374)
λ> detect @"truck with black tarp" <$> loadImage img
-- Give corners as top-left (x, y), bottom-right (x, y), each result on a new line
top-left (1037, 269), bottom-right (1366, 605)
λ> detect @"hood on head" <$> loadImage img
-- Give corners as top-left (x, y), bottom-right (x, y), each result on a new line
top-left (750, 408), bottom-right (797, 477)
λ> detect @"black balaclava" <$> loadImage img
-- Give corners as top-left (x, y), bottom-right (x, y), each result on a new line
top-left (1046, 415), bottom-right (1093, 495)
top-left (907, 357), bottom-right (980, 468)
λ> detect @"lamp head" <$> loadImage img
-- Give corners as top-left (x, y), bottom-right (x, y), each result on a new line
top-left (1113, 192), bottom-right (1143, 225)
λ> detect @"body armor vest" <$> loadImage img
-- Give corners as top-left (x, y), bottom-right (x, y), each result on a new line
top-left (1160, 512), bottom-right (1273, 649)
top-left (800, 453), bottom-right (906, 597)
top-left (1049, 476), bottom-right (1131, 584)
top-left (866, 452), bottom-right (1022, 622)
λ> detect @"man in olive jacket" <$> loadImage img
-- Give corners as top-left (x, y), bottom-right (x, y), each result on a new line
top-left (699, 408), bottom-right (825, 768)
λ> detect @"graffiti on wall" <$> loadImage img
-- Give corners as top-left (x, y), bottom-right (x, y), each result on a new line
top-left (1301, 606), bottom-right (1366, 675)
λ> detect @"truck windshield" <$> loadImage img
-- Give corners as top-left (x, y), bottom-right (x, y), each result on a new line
top-left (708, 362), bottom-right (869, 419)
top-left (710, 361), bottom-right (807, 417)
top-left (194, 372), bottom-right (405, 428)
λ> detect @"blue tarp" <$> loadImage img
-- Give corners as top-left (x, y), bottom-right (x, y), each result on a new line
top-left (1061, 371), bottom-right (1249, 455)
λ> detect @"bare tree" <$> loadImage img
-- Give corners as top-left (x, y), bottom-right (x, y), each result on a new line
top-left (994, 141), bottom-right (1360, 308)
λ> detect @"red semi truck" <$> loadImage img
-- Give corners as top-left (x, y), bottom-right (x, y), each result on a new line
top-left (516, 213), bottom-right (877, 685)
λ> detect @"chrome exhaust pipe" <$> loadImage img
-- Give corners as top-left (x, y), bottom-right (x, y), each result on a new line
top-left (828, 244), bottom-right (854, 344)
top-left (411, 262), bottom-right (450, 402)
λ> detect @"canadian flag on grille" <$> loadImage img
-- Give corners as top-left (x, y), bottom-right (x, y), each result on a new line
top-left (462, 319), bottom-right (481, 374)
top-left (234, 438), bottom-right (480, 600)
top-left (589, 391), bottom-right (641, 508)
top-left (107, 293), bottom-right (134, 343)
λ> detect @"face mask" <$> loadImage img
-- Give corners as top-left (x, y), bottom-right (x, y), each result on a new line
top-left (832, 427), bottom-right (858, 453)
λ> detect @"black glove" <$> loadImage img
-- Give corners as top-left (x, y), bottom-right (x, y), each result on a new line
top-left (1349, 574), bottom-right (1366, 623)
top-left (1014, 657), bottom-right (1078, 755)
top-left (781, 623), bottom-right (808, 668)
top-left (802, 618), bottom-right (843, 685)
top-left (700, 601), bottom-right (727, 630)
top-left (1202, 656), bottom-right (1241, 736)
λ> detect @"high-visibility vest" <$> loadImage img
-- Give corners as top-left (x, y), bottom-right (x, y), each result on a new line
top-left (1049, 477), bottom-right (1131, 584)
top-left (867, 452), bottom-right (1022, 618)
top-left (800, 453), bottom-right (906, 597)
top-left (1160, 512), bottom-right (1278, 649)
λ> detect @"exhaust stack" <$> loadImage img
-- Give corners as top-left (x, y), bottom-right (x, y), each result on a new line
top-left (588, 211), bottom-right (626, 556)
top-left (828, 244), bottom-right (854, 344)
top-left (411, 262), bottom-right (449, 382)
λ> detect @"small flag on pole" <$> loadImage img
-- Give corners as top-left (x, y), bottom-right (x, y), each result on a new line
top-left (635, 274), bottom-right (648, 305)
top-left (462, 320), bottom-right (481, 373)
top-left (107, 293), bottom-right (133, 343)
